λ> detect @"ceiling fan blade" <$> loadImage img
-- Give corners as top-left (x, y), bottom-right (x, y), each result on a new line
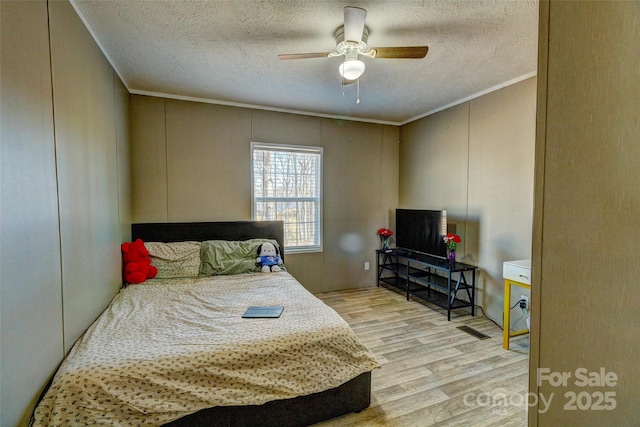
top-left (277, 52), bottom-right (332, 60)
top-left (371, 46), bottom-right (429, 59)
top-left (344, 6), bottom-right (366, 42)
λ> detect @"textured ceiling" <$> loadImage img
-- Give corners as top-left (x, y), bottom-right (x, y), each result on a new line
top-left (72, 0), bottom-right (539, 125)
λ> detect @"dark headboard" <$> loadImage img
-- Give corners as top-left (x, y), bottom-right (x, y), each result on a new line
top-left (131, 221), bottom-right (285, 261)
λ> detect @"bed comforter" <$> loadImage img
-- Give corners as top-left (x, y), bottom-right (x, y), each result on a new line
top-left (33, 272), bottom-right (379, 426)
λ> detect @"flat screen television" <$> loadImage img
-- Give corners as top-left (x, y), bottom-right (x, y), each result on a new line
top-left (395, 209), bottom-right (448, 258)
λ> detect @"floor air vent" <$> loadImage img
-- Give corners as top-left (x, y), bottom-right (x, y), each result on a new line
top-left (457, 325), bottom-right (490, 340)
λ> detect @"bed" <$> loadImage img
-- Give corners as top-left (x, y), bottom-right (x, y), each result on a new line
top-left (32, 221), bottom-right (378, 427)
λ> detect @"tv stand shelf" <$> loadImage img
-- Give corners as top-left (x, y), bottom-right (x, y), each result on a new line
top-left (376, 248), bottom-right (477, 320)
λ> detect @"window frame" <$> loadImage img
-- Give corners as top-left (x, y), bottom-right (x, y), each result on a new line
top-left (250, 141), bottom-right (323, 254)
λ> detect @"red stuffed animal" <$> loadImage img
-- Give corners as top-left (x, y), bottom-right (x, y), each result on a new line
top-left (121, 239), bottom-right (158, 284)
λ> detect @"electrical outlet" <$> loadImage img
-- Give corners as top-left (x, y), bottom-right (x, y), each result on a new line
top-left (364, 262), bottom-right (370, 271)
top-left (520, 295), bottom-right (529, 310)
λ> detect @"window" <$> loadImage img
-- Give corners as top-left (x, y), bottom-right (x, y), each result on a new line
top-left (251, 142), bottom-right (322, 253)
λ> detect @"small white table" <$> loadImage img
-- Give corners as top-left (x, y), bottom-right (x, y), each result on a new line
top-left (503, 259), bottom-right (531, 350)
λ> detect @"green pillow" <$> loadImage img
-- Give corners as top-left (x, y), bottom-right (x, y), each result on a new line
top-left (200, 239), bottom-right (284, 276)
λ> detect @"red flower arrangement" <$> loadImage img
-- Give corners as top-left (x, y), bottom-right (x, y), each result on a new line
top-left (377, 228), bottom-right (393, 238)
top-left (378, 228), bottom-right (393, 250)
top-left (443, 233), bottom-right (462, 251)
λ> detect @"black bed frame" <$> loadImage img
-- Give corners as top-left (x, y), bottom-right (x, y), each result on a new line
top-left (131, 221), bottom-right (371, 427)
top-left (132, 220), bottom-right (286, 262)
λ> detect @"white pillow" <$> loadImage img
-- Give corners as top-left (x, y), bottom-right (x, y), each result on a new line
top-left (145, 241), bottom-right (202, 279)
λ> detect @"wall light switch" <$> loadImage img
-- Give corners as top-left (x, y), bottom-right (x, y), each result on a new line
top-left (364, 262), bottom-right (370, 271)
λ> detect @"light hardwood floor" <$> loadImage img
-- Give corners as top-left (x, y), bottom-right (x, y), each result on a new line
top-left (314, 286), bottom-right (530, 427)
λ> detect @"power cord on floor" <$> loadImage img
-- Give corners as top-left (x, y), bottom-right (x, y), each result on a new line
top-left (474, 303), bottom-right (528, 332)
top-left (474, 305), bottom-right (503, 330)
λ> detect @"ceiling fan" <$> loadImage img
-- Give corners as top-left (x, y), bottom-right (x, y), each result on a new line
top-left (278, 6), bottom-right (429, 84)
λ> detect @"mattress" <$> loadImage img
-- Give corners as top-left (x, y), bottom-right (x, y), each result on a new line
top-left (32, 272), bottom-right (379, 426)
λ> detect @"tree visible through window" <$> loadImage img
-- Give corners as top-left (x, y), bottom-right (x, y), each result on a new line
top-left (251, 142), bottom-right (322, 253)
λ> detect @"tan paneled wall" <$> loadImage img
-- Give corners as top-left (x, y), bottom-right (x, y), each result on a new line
top-left (399, 78), bottom-right (537, 325)
top-left (530, 1), bottom-right (640, 424)
top-left (400, 103), bottom-right (470, 230)
top-left (49, 1), bottom-right (124, 351)
top-left (130, 96), bottom-right (168, 222)
top-left (468, 79), bottom-right (536, 324)
top-left (167, 101), bottom-right (252, 221)
top-left (116, 78), bottom-right (132, 240)
top-left (130, 96), bottom-right (399, 293)
top-left (322, 119), bottom-right (388, 291)
top-left (0, 1), bottom-right (130, 425)
top-left (1, 2), bottom-right (64, 425)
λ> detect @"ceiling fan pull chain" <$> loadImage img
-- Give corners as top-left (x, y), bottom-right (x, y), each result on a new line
top-left (356, 79), bottom-right (360, 104)
top-left (342, 56), bottom-right (346, 97)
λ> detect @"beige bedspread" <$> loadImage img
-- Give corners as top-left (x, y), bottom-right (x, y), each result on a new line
top-left (33, 272), bottom-right (379, 426)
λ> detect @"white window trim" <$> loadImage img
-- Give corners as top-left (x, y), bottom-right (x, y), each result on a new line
top-left (251, 142), bottom-right (323, 254)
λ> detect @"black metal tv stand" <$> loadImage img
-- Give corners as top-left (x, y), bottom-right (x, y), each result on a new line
top-left (376, 248), bottom-right (477, 320)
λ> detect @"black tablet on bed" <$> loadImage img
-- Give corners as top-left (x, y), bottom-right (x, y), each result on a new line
top-left (242, 306), bottom-right (284, 318)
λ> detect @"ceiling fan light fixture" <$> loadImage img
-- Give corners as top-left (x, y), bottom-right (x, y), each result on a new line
top-left (339, 57), bottom-right (365, 80)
